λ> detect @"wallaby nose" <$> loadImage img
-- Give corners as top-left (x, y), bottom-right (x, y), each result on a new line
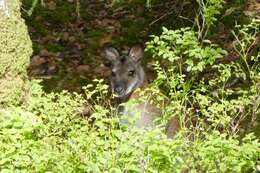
top-left (115, 86), bottom-right (123, 94)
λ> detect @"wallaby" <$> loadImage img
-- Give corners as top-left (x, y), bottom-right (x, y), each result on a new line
top-left (104, 45), bottom-right (179, 138)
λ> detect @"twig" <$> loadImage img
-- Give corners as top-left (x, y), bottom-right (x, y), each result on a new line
top-left (250, 91), bottom-right (260, 129)
top-left (149, 0), bottom-right (186, 27)
top-left (149, 11), bottom-right (173, 27)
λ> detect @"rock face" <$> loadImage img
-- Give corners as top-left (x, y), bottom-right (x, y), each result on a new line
top-left (0, 0), bottom-right (32, 106)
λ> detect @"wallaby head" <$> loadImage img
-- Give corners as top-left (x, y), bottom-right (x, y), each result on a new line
top-left (104, 45), bottom-right (145, 101)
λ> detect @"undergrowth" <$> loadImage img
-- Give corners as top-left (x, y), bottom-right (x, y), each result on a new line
top-left (0, 78), bottom-right (259, 172)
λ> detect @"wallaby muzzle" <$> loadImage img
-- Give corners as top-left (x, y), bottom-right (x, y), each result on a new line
top-left (113, 82), bottom-right (126, 97)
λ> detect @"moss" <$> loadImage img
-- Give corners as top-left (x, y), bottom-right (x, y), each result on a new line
top-left (0, 73), bottom-right (30, 105)
top-left (0, 0), bottom-right (32, 106)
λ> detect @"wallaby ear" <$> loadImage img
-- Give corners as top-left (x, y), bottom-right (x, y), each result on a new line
top-left (129, 45), bottom-right (144, 62)
top-left (103, 46), bottom-right (120, 62)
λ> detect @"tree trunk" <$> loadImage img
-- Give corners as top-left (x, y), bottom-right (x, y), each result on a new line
top-left (0, 0), bottom-right (32, 106)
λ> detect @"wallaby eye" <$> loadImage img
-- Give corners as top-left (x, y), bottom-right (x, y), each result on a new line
top-left (111, 71), bottom-right (116, 77)
top-left (128, 70), bottom-right (135, 76)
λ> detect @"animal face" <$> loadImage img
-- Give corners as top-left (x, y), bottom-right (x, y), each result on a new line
top-left (104, 45), bottom-right (145, 100)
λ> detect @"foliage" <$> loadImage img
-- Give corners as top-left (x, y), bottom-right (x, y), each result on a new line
top-left (147, 27), bottom-right (227, 74)
top-left (196, 0), bottom-right (225, 38)
top-left (231, 18), bottom-right (260, 80)
top-left (147, 18), bottom-right (260, 130)
top-left (145, 19), bottom-right (260, 171)
top-left (0, 79), bottom-right (259, 172)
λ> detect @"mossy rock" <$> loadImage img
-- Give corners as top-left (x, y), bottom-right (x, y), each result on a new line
top-left (0, 0), bottom-right (32, 106)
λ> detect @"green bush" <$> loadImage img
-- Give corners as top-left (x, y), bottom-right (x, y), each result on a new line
top-left (146, 19), bottom-right (259, 135)
top-left (0, 74), bottom-right (259, 172)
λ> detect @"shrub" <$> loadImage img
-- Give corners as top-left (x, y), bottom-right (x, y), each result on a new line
top-left (0, 76), bottom-right (259, 172)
